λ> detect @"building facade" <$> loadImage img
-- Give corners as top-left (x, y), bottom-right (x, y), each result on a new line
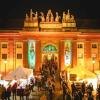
top-left (0, 9), bottom-right (100, 75)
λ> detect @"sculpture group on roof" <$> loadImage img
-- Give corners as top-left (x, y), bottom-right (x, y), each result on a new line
top-left (24, 9), bottom-right (76, 31)
top-left (25, 9), bottom-right (75, 23)
top-left (25, 9), bottom-right (38, 22)
top-left (62, 10), bottom-right (75, 23)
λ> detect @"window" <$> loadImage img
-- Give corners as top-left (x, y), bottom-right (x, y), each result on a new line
top-left (16, 44), bottom-right (22, 48)
top-left (92, 44), bottom-right (97, 48)
top-left (77, 44), bottom-right (83, 48)
top-left (43, 45), bottom-right (57, 52)
top-left (2, 54), bottom-right (7, 59)
top-left (17, 54), bottom-right (22, 59)
top-left (2, 44), bottom-right (7, 48)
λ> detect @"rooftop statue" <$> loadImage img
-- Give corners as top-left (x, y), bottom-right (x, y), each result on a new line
top-left (30, 9), bottom-right (33, 21)
top-left (47, 9), bottom-right (52, 17)
top-left (25, 13), bottom-right (29, 21)
top-left (66, 9), bottom-right (70, 21)
top-left (55, 12), bottom-right (60, 22)
top-left (70, 15), bottom-right (75, 22)
top-left (46, 9), bottom-right (54, 22)
top-left (33, 12), bottom-right (38, 22)
top-left (40, 12), bottom-right (45, 22)
top-left (50, 13), bottom-right (54, 22)
top-left (62, 11), bottom-right (66, 22)
top-left (46, 14), bottom-right (49, 22)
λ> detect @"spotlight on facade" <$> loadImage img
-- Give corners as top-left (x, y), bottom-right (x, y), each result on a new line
top-left (92, 58), bottom-right (95, 73)
top-left (4, 59), bottom-right (7, 76)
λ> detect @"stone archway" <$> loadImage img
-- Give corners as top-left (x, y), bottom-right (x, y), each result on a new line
top-left (41, 44), bottom-right (59, 76)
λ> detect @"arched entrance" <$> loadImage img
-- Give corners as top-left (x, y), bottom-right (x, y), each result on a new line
top-left (41, 44), bottom-right (59, 73)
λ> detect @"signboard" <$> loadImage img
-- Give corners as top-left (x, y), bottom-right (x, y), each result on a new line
top-left (64, 41), bottom-right (72, 66)
top-left (70, 74), bottom-right (77, 81)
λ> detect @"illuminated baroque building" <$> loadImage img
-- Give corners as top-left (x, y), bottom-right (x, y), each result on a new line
top-left (0, 9), bottom-right (100, 75)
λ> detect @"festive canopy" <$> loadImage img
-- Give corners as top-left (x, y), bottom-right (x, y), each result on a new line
top-left (69, 66), bottom-right (96, 79)
top-left (3, 67), bottom-right (33, 80)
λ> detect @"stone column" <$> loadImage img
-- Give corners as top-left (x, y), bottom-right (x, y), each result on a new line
top-left (23, 40), bottom-right (28, 68)
top-left (9, 40), bottom-right (14, 72)
top-left (35, 40), bottom-right (41, 72)
top-left (85, 41), bottom-right (91, 69)
top-left (72, 41), bottom-right (77, 68)
top-left (59, 40), bottom-right (64, 71)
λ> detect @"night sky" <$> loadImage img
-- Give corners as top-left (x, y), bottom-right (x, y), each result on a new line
top-left (0, 0), bottom-right (100, 28)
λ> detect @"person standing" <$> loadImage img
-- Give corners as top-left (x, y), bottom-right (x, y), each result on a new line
top-left (1, 85), bottom-right (6, 100)
top-left (24, 85), bottom-right (30, 100)
top-left (82, 81), bottom-right (86, 95)
top-left (88, 92), bottom-right (94, 100)
top-left (12, 82), bottom-right (17, 100)
top-left (78, 90), bottom-right (83, 100)
top-left (18, 86), bottom-right (24, 100)
top-left (48, 85), bottom-right (53, 100)
top-left (71, 82), bottom-right (77, 96)
top-left (6, 85), bottom-right (12, 100)
top-left (66, 91), bottom-right (71, 100)
top-left (62, 83), bottom-right (67, 100)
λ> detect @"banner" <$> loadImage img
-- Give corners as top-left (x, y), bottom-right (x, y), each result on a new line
top-left (64, 41), bottom-right (72, 67)
top-left (28, 40), bottom-right (36, 69)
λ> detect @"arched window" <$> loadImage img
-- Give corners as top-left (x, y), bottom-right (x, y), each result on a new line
top-left (43, 45), bottom-right (57, 52)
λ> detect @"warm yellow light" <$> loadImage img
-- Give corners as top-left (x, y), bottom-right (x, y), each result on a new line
top-left (4, 59), bottom-right (7, 64)
top-left (92, 60), bottom-right (95, 64)
top-left (77, 77), bottom-right (80, 81)
top-left (65, 65), bottom-right (69, 71)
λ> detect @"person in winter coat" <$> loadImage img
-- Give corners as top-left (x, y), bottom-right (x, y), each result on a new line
top-left (6, 85), bottom-right (12, 100)
top-left (12, 82), bottom-right (17, 100)
top-left (66, 91), bottom-right (71, 100)
top-left (24, 85), bottom-right (30, 100)
top-left (1, 85), bottom-right (6, 100)
top-left (88, 92), bottom-right (94, 100)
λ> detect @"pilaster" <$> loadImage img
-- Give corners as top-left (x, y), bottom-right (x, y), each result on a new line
top-left (59, 40), bottom-right (64, 71)
top-left (35, 40), bottom-right (41, 72)
top-left (72, 41), bottom-right (77, 67)
top-left (9, 40), bottom-right (14, 71)
top-left (23, 40), bottom-right (28, 68)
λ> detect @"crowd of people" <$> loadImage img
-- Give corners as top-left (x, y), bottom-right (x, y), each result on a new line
top-left (0, 82), bottom-right (31, 100)
top-left (60, 75), bottom-right (100, 100)
top-left (38, 55), bottom-right (58, 100)
top-left (0, 60), bottom-right (100, 100)
top-left (41, 54), bottom-right (58, 78)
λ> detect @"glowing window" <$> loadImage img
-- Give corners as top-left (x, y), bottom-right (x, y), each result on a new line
top-left (77, 44), bottom-right (83, 48)
top-left (43, 45), bottom-right (57, 52)
top-left (16, 44), bottom-right (22, 48)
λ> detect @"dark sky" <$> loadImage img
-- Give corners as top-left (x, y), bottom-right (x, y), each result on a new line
top-left (0, 0), bottom-right (100, 28)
